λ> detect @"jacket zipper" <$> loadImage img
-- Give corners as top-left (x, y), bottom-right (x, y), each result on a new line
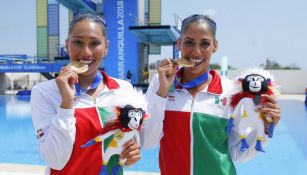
top-left (190, 94), bottom-right (196, 175)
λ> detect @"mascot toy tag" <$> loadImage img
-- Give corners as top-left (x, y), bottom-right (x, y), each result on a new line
top-left (81, 89), bottom-right (148, 175)
top-left (227, 69), bottom-right (279, 152)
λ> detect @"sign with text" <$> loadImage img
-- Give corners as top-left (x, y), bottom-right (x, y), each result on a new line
top-left (103, 0), bottom-right (139, 84)
top-left (0, 63), bottom-right (64, 72)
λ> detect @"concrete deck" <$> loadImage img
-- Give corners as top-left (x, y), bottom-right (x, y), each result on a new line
top-left (0, 163), bottom-right (44, 175)
top-left (0, 163), bottom-right (159, 175)
top-left (279, 93), bottom-right (305, 101)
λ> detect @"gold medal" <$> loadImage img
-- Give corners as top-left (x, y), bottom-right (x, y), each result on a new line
top-left (114, 130), bottom-right (125, 140)
top-left (69, 61), bottom-right (89, 74)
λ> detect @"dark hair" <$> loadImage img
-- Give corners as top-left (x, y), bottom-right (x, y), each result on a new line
top-left (68, 12), bottom-right (108, 39)
top-left (181, 14), bottom-right (216, 38)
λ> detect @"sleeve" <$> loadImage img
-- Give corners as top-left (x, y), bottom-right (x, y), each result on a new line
top-left (140, 74), bottom-right (168, 149)
top-left (30, 84), bottom-right (76, 170)
top-left (227, 100), bottom-right (269, 162)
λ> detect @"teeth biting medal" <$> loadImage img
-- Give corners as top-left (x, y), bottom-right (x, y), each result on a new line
top-left (172, 57), bottom-right (195, 67)
top-left (69, 61), bottom-right (89, 74)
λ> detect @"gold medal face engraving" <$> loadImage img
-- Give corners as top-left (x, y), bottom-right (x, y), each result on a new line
top-left (172, 58), bottom-right (195, 67)
top-left (69, 61), bottom-right (89, 74)
top-left (114, 130), bottom-right (125, 140)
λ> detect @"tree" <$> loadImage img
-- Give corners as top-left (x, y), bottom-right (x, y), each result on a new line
top-left (209, 63), bottom-right (221, 70)
top-left (260, 57), bottom-right (300, 70)
top-left (209, 63), bottom-right (236, 70)
top-left (282, 63), bottom-right (300, 70)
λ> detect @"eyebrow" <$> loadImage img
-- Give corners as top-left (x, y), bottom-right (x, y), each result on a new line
top-left (70, 36), bottom-right (103, 40)
top-left (184, 37), bottom-right (211, 41)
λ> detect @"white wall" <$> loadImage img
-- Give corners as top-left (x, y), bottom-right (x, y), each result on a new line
top-left (4, 73), bottom-right (46, 90)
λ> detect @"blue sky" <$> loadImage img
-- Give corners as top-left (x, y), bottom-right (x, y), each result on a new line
top-left (0, 0), bottom-right (306, 69)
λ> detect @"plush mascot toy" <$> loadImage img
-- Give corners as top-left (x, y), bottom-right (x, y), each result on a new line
top-left (227, 69), bottom-right (279, 152)
top-left (81, 89), bottom-right (148, 175)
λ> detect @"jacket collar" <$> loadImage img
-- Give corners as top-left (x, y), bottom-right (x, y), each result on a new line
top-left (175, 69), bottom-right (223, 94)
top-left (207, 69), bottom-right (223, 94)
top-left (100, 70), bottom-right (120, 90)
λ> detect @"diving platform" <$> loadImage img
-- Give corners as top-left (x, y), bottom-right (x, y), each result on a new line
top-left (56, 0), bottom-right (102, 13)
top-left (129, 25), bottom-right (180, 45)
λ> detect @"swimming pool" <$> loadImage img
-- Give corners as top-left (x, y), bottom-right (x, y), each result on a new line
top-left (0, 95), bottom-right (306, 174)
top-left (235, 97), bottom-right (307, 175)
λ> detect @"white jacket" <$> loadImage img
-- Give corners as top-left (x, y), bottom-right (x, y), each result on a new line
top-left (31, 76), bottom-right (133, 173)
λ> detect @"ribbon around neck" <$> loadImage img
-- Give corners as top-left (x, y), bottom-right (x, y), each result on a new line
top-left (75, 71), bottom-right (103, 96)
top-left (176, 68), bottom-right (210, 89)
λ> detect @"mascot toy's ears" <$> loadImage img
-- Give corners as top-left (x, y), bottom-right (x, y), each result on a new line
top-left (238, 78), bottom-right (244, 83)
top-left (115, 106), bottom-right (122, 116)
top-left (142, 112), bottom-right (149, 121)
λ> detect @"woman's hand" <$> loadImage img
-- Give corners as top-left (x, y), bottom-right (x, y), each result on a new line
top-left (55, 65), bottom-right (78, 109)
top-left (120, 139), bottom-right (141, 166)
top-left (156, 59), bottom-right (178, 98)
top-left (259, 94), bottom-right (281, 132)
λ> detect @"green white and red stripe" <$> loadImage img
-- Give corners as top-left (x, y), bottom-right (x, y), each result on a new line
top-left (158, 70), bottom-right (236, 175)
top-left (160, 110), bottom-right (236, 175)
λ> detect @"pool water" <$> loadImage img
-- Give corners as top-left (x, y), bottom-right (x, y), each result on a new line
top-left (0, 95), bottom-right (307, 174)
top-left (0, 95), bottom-right (43, 165)
top-left (235, 98), bottom-right (307, 175)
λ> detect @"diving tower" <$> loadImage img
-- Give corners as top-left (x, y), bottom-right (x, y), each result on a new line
top-left (129, 25), bottom-right (180, 45)
top-left (56, 0), bottom-right (103, 14)
top-left (35, 0), bottom-right (180, 84)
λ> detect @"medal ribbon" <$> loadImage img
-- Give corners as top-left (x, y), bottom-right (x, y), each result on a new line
top-left (75, 71), bottom-right (103, 96)
top-left (175, 68), bottom-right (210, 89)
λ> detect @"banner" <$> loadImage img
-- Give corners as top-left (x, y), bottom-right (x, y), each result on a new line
top-left (103, 0), bottom-right (139, 84)
top-left (0, 63), bottom-right (64, 72)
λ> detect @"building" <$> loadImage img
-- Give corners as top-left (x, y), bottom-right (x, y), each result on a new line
top-left (37, 0), bottom-right (180, 84)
